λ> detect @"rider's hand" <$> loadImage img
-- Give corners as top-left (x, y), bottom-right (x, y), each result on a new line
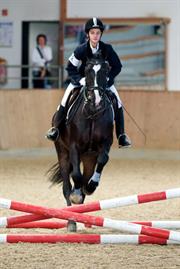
top-left (73, 82), bottom-right (82, 89)
top-left (71, 75), bottom-right (81, 85)
top-left (107, 79), bottom-right (114, 88)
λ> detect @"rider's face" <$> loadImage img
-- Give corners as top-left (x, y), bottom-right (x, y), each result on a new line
top-left (38, 37), bottom-right (46, 47)
top-left (88, 28), bottom-right (102, 47)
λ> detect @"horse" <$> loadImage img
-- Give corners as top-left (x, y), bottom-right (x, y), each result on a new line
top-left (48, 53), bottom-right (114, 231)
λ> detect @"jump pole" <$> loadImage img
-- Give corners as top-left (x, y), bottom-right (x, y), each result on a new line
top-left (5, 220), bottom-right (180, 230)
top-left (1, 198), bottom-right (180, 242)
top-left (133, 221), bottom-right (180, 229)
top-left (0, 234), bottom-right (179, 245)
top-left (1, 187), bottom-right (180, 227)
top-left (8, 220), bottom-right (68, 229)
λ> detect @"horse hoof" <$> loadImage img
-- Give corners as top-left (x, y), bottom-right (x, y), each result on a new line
top-left (67, 221), bottom-right (77, 232)
top-left (69, 193), bottom-right (83, 204)
top-left (83, 180), bottom-right (99, 195)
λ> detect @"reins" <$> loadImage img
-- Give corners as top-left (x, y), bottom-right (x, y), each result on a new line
top-left (82, 86), bottom-right (110, 120)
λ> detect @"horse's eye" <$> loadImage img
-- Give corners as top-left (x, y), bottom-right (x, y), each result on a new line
top-left (87, 64), bottom-right (92, 69)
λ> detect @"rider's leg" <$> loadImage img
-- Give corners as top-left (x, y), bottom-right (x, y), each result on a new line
top-left (109, 85), bottom-right (131, 148)
top-left (46, 83), bottom-right (75, 141)
top-left (46, 78), bottom-right (86, 141)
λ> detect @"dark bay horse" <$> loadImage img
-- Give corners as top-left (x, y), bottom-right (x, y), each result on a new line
top-left (48, 53), bottom-right (114, 231)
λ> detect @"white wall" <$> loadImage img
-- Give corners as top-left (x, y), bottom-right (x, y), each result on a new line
top-left (0, 0), bottom-right (59, 89)
top-left (67, 0), bottom-right (180, 91)
top-left (0, 0), bottom-right (179, 90)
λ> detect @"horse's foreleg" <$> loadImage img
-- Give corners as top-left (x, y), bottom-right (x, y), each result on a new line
top-left (85, 144), bottom-right (110, 195)
top-left (69, 143), bottom-right (84, 204)
top-left (62, 175), bottom-right (72, 206)
top-left (58, 155), bottom-right (76, 232)
top-left (55, 141), bottom-right (78, 232)
top-left (61, 172), bottom-right (78, 232)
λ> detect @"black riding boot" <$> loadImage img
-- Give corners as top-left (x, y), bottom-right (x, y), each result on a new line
top-left (45, 105), bottom-right (66, 141)
top-left (115, 107), bottom-right (131, 148)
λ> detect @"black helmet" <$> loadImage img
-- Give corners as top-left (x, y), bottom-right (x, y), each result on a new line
top-left (85, 17), bottom-right (105, 33)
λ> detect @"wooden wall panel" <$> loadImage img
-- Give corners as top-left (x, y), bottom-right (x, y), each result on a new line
top-left (120, 91), bottom-right (180, 150)
top-left (0, 90), bottom-right (62, 149)
top-left (0, 90), bottom-right (179, 150)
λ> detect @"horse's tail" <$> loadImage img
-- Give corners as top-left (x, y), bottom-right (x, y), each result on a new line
top-left (46, 162), bottom-right (63, 186)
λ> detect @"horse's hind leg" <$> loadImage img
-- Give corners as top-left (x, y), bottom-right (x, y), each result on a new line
top-left (69, 143), bottom-right (84, 204)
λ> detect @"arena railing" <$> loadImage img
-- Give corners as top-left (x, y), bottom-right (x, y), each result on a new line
top-left (0, 64), bottom-right (65, 89)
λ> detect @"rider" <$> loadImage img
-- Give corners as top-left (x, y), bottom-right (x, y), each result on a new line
top-left (46, 17), bottom-right (131, 148)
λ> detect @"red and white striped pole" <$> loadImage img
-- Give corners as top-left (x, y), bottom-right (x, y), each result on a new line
top-left (8, 220), bottom-right (68, 229)
top-left (1, 187), bottom-right (180, 226)
top-left (0, 233), bottom-right (179, 244)
top-left (0, 214), bottom-right (49, 227)
top-left (133, 221), bottom-right (180, 229)
top-left (5, 220), bottom-right (180, 230)
top-left (1, 197), bottom-right (180, 242)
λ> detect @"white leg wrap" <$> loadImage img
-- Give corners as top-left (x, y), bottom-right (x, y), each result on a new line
top-left (109, 85), bottom-right (122, 108)
top-left (91, 171), bottom-right (101, 183)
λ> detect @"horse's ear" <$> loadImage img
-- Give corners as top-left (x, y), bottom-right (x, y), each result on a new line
top-left (98, 50), bottom-right (103, 58)
top-left (86, 57), bottom-right (92, 66)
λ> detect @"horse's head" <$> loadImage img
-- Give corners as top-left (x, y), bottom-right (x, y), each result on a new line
top-left (84, 51), bottom-right (109, 108)
top-left (83, 52), bottom-right (110, 118)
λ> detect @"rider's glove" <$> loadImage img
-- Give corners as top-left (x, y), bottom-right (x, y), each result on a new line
top-left (107, 78), bottom-right (114, 88)
top-left (73, 82), bottom-right (82, 89)
top-left (71, 75), bottom-right (81, 85)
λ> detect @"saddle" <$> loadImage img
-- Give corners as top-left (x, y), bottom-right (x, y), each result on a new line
top-left (105, 90), bottom-right (118, 112)
top-left (65, 87), bottom-right (84, 124)
top-left (65, 87), bottom-right (118, 124)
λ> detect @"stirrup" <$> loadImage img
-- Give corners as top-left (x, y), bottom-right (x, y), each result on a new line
top-left (118, 133), bottom-right (131, 148)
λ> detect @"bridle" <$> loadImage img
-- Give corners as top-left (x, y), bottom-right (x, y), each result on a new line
top-left (82, 55), bottom-right (110, 119)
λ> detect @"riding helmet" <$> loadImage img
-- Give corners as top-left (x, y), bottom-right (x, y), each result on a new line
top-left (85, 17), bottom-right (105, 33)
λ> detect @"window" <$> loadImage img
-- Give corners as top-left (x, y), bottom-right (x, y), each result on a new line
top-left (63, 18), bottom-right (169, 90)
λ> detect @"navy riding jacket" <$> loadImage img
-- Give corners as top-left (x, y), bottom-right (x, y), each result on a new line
top-left (66, 40), bottom-right (122, 87)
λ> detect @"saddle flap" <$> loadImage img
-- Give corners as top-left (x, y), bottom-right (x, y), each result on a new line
top-left (66, 89), bottom-right (84, 124)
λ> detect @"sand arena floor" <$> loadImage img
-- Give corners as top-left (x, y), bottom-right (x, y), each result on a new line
top-left (0, 148), bottom-right (180, 269)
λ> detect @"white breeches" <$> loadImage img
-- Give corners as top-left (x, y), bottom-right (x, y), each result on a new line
top-left (60, 77), bottom-right (122, 109)
top-left (61, 83), bottom-right (75, 107)
top-left (109, 85), bottom-right (122, 108)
